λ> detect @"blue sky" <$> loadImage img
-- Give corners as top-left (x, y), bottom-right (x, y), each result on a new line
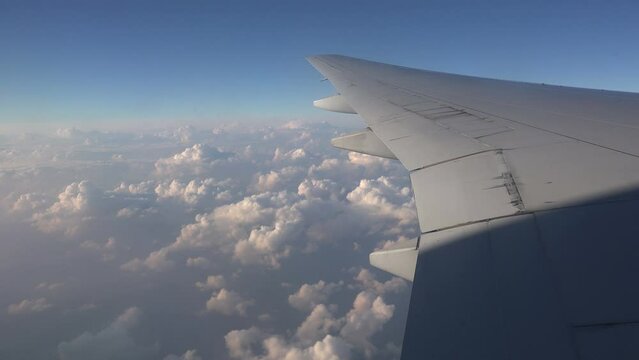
top-left (2, 0), bottom-right (639, 124)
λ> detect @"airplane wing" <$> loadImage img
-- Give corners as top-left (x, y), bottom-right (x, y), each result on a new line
top-left (308, 55), bottom-right (639, 360)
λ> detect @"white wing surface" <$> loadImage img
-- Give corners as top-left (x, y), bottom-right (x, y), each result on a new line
top-left (308, 55), bottom-right (639, 360)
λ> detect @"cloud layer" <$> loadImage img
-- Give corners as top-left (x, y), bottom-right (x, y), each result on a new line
top-left (0, 122), bottom-right (416, 359)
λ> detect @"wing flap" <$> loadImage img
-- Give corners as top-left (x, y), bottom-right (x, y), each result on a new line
top-left (313, 94), bottom-right (357, 114)
top-left (371, 112), bottom-right (491, 171)
top-left (330, 128), bottom-right (397, 159)
top-left (411, 150), bottom-right (521, 232)
top-left (369, 246), bottom-right (418, 281)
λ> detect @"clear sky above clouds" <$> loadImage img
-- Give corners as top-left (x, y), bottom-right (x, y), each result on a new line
top-left (2, 0), bottom-right (639, 124)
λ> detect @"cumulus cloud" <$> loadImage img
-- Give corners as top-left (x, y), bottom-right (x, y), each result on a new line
top-left (377, 235), bottom-right (417, 251)
top-left (163, 349), bottom-right (202, 360)
top-left (155, 178), bottom-right (218, 205)
top-left (346, 176), bottom-right (415, 227)
top-left (288, 280), bottom-right (342, 312)
top-left (340, 292), bottom-right (395, 357)
top-left (226, 288), bottom-right (394, 359)
top-left (205, 289), bottom-right (254, 316)
top-left (113, 181), bottom-right (155, 195)
top-left (57, 307), bottom-right (158, 360)
top-left (10, 192), bottom-right (48, 213)
top-left (7, 298), bottom-right (52, 315)
top-left (126, 191), bottom-right (305, 270)
top-left (308, 152), bottom-right (399, 186)
top-left (353, 268), bottom-right (408, 295)
top-left (120, 127), bottom-right (418, 274)
top-left (158, 125), bottom-right (197, 144)
top-left (297, 179), bottom-right (344, 201)
top-left (128, 175), bottom-right (417, 273)
top-left (253, 166), bottom-right (306, 194)
top-left (80, 237), bottom-right (119, 261)
top-left (225, 328), bottom-right (352, 360)
top-left (31, 181), bottom-right (99, 235)
top-left (55, 127), bottom-right (83, 139)
top-left (295, 304), bottom-right (343, 346)
top-left (155, 144), bottom-right (230, 177)
top-left (273, 147), bottom-right (307, 163)
top-left (186, 257), bottom-right (211, 269)
top-left (254, 171), bottom-right (282, 192)
top-left (225, 327), bottom-right (265, 359)
top-left (195, 275), bottom-right (225, 291)
top-left (232, 200), bottom-right (304, 267)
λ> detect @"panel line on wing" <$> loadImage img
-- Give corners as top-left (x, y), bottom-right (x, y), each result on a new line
top-left (407, 149), bottom-right (497, 173)
top-left (389, 82), bottom-right (639, 159)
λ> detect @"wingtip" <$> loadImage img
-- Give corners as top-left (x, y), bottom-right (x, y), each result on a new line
top-left (306, 54), bottom-right (330, 64)
top-left (306, 54), bottom-right (346, 63)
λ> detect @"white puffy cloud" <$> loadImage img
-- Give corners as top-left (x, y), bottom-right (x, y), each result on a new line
top-left (288, 280), bottom-right (342, 312)
top-left (126, 191), bottom-right (305, 270)
top-left (195, 275), bottom-right (225, 291)
top-left (260, 335), bottom-right (352, 360)
top-left (163, 349), bottom-right (202, 360)
top-left (254, 171), bottom-right (282, 192)
top-left (295, 304), bottom-right (343, 346)
top-left (32, 181), bottom-right (99, 235)
top-left (308, 152), bottom-right (399, 186)
top-left (121, 128), bottom-right (418, 274)
top-left (80, 237), bottom-right (119, 261)
top-left (225, 328), bottom-right (352, 360)
top-left (55, 127), bottom-right (83, 139)
top-left (272, 148), bottom-right (308, 165)
top-left (10, 192), bottom-right (48, 213)
top-left (226, 287), bottom-right (395, 359)
top-left (232, 203), bottom-right (304, 268)
top-left (116, 207), bottom-right (138, 218)
top-left (205, 289), bottom-right (254, 316)
top-left (122, 251), bottom-right (173, 272)
top-left (225, 327), bottom-right (265, 359)
top-left (186, 257), bottom-right (210, 269)
top-left (346, 152), bottom-right (391, 169)
top-left (7, 298), bottom-right (52, 315)
top-left (353, 268), bottom-right (408, 295)
top-left (154, 178), bottom-right (218, 205)
top-left (377, 235), bottom-right (417, 251)
top-left (156, 125), bottom-right (197, 144)
top-left (306, 335), bottom-right (353, 360)
top-left (113, 181), bottom-right (155, 195)
top-left (340, 292), bottom-right (394, 357)
top-left (297, 179), bottom-right (344, 201)
top-left (254, 167), bottom-right (305, 193)
top-left (129, 175), bottom-right (417, 273)
top-left (155, 144), bottom-right (229, 177)
top-left (346, 176), bottom-right (415, 227)
top-left (57, 307), bottom-right (158, 360)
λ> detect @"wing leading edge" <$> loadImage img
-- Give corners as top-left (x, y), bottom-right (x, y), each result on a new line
top-left (308, 55), bottom-right (639, 360)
